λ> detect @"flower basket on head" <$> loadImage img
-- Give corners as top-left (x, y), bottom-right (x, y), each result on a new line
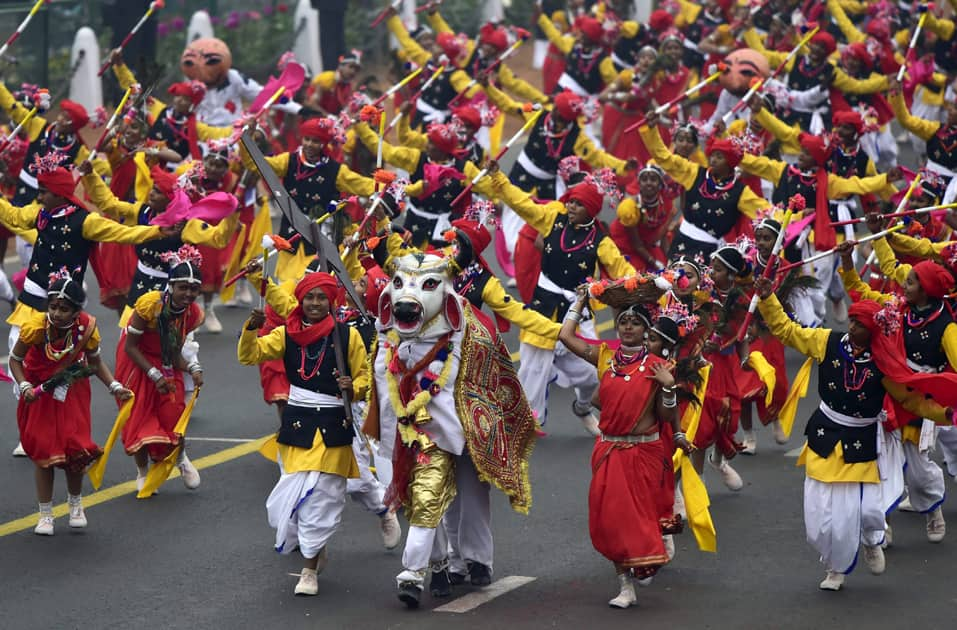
top-left (585, 273), bottom-right (669, 309)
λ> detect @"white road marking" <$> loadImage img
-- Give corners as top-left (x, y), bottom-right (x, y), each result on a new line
top-left (186, 437), bottom-right (256, 443)
top-left (784, 446), bottom-right (803, 458)
top-left (433, 576), bottom-right (536, 613)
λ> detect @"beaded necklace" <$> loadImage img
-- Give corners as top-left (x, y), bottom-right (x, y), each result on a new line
top-left (297, 334), bottom-right (329, 381)
top-left (294, 148), bottom-right (329, 181)
top-left (838, 335), bottom-right (873, 391)
top-left (43, 318), bottom-right (77, 362)
top-left (610, 346), bottom-right (649, 382)
top-left (543, 114), bottom-right (572, 159)
top-left (700, 169), bottom-right (737, 198)
top-left (572, 44), bottom-right (601, 78)
top-left (559, 219), bottom-right (597, 253)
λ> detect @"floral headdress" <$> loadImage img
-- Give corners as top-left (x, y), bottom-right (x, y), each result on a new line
top-left (463, 199), bottom-right (501, 230)
top-left (558, 155), bottom-right (587, 183)
top-left (31, 150), bottom-right (70, 175)
top-left (873, 296), bottom-right (903, 336)
top-left (583, 167), bottom-right (623, 209)
top-left (652, 296), bottom-right (699, 346)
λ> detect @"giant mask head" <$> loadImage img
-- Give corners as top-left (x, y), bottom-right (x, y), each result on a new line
top-left (181, 37), bottom-right (232, 85)
top-left (719, 48), bottom-right (769, 97)
top-left (378, 234), bottom-right (473, 339)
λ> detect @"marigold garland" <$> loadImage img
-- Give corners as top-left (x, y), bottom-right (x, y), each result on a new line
top-left (382, 330), bottom-right (455, 419)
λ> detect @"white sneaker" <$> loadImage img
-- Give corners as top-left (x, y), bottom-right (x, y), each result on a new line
top-left (294, 567), bottom-right (318, 596)
top-left (34, 514), bottom-right (54, 536)
top-left (740, 431), bottom-right (756, 455)
top-left (832, 299), bottom-right (848, 324)
top-left (12, 441), bottom-right (26, 457)
top-left (663, 534), bottom-right (675, 561)
top-left (380, 510), bottom-right (402, 550)
top-left (177, 454), bottom-right (201, 490)
top-left (771, 420), bottom-right (788, 444)
top-left (608, 573), bottom-right (637, 608)
top-left (709, 454), bottom-right (744, 491)
top-left (68, 501), bottom-right (87, 528)
top-left (819, 571), bottom-right (844, 591)
top-left (573, 401), bottom-right (601, 437)
top-left (926, 507), bottom-right (946, 543)
top-left (203, 306), bottom-right (223, 334)
top-left (898, 496), bottom-right (916, 512)
top-left (862, 544), bottom-right (885, 575)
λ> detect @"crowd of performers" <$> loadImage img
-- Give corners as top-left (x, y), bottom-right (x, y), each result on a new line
top-left (7, 0), bottom-right (957, 611)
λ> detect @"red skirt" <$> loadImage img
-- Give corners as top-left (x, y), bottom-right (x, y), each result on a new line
top-left (608, 219), bottom-right (666, 273)
top-left (114, 332), bottom-right (185, 461)
top-left (695, 350), bottom-right (744, 457)
top-left (18, 378), bottom-right (102, 472)
top-left (742, 334), bottom-right (789, 424)
top-left (542, 47), bottom-right (565, 95)
top-left (513, 224), bottom-right (542, 304)
top-left (89, 242), bottom-right (136, 310)
top-left (601, 104), bottom-right (651, 163)
top-left (197, 242), bottom-right (231, 294)
top-left (589, 437), bottom-right (671, 570)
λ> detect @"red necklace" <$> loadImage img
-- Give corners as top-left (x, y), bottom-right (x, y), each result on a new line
top-left (297, 336), bottom-right (329, 381)
top-left (543, 114), bottom-right (572, 159)
top-left (559, 221), bottom-right (597, 252)
top-left (611, 347), bottom-right (649, 381)
top-left (573, 45), bottom-right (601, 77)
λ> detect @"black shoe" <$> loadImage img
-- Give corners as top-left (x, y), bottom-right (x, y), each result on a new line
top-left (430, 567), bottom-right (452, 597)
top-left (467, 562), bottom-right (492, 587)
top-left (448, 571), bottom-right (467, 586)
top-left (398, 582), bottom-right (422, 609)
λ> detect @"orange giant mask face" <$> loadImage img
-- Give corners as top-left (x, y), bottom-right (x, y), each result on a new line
top-left (719, 48), bottom-right (769, 96)
top-left (180, 38), bottom-right (232, 85)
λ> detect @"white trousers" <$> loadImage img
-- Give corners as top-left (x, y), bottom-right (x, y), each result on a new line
top-left (518, 336), bottom-right (598, 424)
top-left (804, 244), bottom-right (844, 322)
top-left (804, 477), bottom-right (884, 574)
top-left (936, 426), bottom-right (957, 478)
top-left (879, 429), bottom-right (906, 515)
top-left (266, 464), bottom-right (346, 559)
top-left (402, 452), bottom-right (493, 574)
top-left (500, 206), bottom-right (524, 260)
top-left (347, 435), bottom-right (386, 514)
top-left (902, 440), bottom-right (946, 513)
top-left (443, 453), bottom-right (493, 573)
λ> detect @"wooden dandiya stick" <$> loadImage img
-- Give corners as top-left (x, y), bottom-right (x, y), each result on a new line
top-left (98, 1), bottom-right (165, 76)
top-left (828, 202), bottom-right (957, 227)
top-left (371, 66), bottom-right (425, 108)
top-left (721, 25), bottom-right (820, 125)
top-left (776, 224), bottom-right (907, 274)
top-left (736, 209), bottom-right (795, 342)
top-left (897, 8), bottom-right (930, 82)
top-left (0, 0), bottom-right (49, 60)
top-left (84, 86), bottom-right (135, 163)
top-left (0, 105), bottom-right (38, 154)
top-left (370, 0), bottom-right (404, 29)
top-left (625, 64), bottom-right (727, 133)
top-left (449, 32), bottom-right (530, 107)
top-left (386, 64), bottom-right (446, 132)
top-left (449, 106), bottom-right (543, 208)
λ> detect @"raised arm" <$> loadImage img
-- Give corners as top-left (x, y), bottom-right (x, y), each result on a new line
top-left (638, 124), bottom-right (699, 190)
top-left (80, 213), bottom-right (162, 244)
top-left (558, 292), bottom-right (599, 366)
top-left (481, 275), bottom-right (561, 340)
top-left (354, 121), bottom-right (421, 172)
top-left (484, 169), bottom-right (559, 236)
top-left (757, 292), bottom-right (829, 362)
top-left (80, 171), bottom-right (139, 223)
top-left (888, 89), bottom-right (939, 142)
top-left (238, 316), bottom-right (286, 365)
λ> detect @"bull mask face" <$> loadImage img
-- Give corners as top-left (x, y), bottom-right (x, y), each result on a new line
top-left (379, 253), bottom-right (463, 339)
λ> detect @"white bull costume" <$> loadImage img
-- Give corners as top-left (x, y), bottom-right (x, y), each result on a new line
top-left (362, 246), bottom-right (538, 608)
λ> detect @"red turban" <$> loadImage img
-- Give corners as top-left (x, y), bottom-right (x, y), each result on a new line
top-left (59, 100), bottom-right (89, 131)
top-left (295, 270), bottom-right (340, 305)
top-left (842, 42), bottom-right (872, 71)
top-left (436, 32), bottom-right (464, 60)
top-left (810, 31), bottom-right (837, 55)
top-left (285, 271), bottom-right (340, 346)
top-left (451, 219), bottom-right (491, 256)
top-left (832, 110), bottom-right (864, 135)
top-left (553, 90), bottom-right (583, 121)
top-left (848, 299), bottom-right (957, 426)
top-left (37, 167), bottom-right (78, 199)
top-left (798, 131), bottom-right (835, 250)
top-left (452, 106), bottom-right (481, 132)
top-left (561, 181), bottom-right (604, 218)
top-left (150, 165), bottom-right (178, 200)
top-left (648, 9), bottom-right (674, 33)
top-left (364, 265), bottom-right (388, 316)
top-left (913, 261), bottom-right (955, 299)
top-left (866, 18), bottom-right (891, 42)
top-left (576, 16), bottom-right (604, 43)
top-left (705, 137), bottom-right (743, 169)
top-left (300, 117), bottom-right (336, 143)
top-left (168, 81), bottom-right (206, 106)
top-left (427, 123), bottom-right (459, 155)
top-left (479, 23), bottom-right (509, 52)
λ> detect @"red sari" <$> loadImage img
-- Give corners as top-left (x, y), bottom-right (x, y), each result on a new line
top-left (609, 195), bottom-right (673, 272)
top-left (16, 312), bottom-right (102, 472)
top-left (589, 345), bottom-right (673, 574)
top-left (115, 291), bottom-right (203, 461)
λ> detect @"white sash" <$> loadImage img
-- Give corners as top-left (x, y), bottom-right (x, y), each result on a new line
top-left (288, 385), bottom-right (345, 408)
top-left (537, 271), bottom-right (576, 302)
top-left (137, 260), bottom-right (167, 279)
top-left (678, 219), bottom-right (720, 245)
top-left (557, 72), bottom-right (589, 96)
top-left (516, 150), bottom-right (554, 181)
top-left (18, 168), bottom-right (38, 189)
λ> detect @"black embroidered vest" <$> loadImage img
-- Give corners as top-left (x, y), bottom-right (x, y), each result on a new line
top-left (283, 325), bottom-right (349, 394)
top-left (926, 125), bottom-right (957, 171)
top-left (279, 152), bottom-right (343, 252)
top-left (683, 167), bottom-right (745, 238)
top-left (817, 332), bottom-right (885, 418)
top-left (903, 302), bottom-right (952, 372)
top-left (21, 206), bottom-right (91, 310)
top-left (15, 127), bottom-right (83, 205)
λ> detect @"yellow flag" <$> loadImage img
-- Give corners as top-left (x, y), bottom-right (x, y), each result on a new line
top-left (747, 350), bottom-right (777, 407)
top-left (137, 388), bottom-right (200, 499)
top-left (87, 394), bottom-right (135, 490)
top-left (680, 456), bottom-right (716, 552)
top-left (778, 357), bottom-right (813, 439)
top-left (682, 363), bottom-right (711, 442)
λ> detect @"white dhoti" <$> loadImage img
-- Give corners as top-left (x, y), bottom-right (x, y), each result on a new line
top-left (500, 205), bottom-right (524, 261)
top-left (443, 453), bottom-right (493, 574)
top-left (902, 437), bottom-right (946, 514)
top-left (347, 434), bottom-right (386, 514)
top-left (878, 428), bottom-right (906, 515)
top-left (403, 524), bottom-right (451, 578)
top-left (266, 462), bottom-right (347, 559)
top-left (518, 322), bottom-right (598, 424)
top-left (804, 476), bottom-right (884, 573)
top-left (936, 426), bottom-right (957, 478)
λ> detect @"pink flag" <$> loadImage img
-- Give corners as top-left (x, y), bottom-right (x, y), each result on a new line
top-left (248, 62), bottom-right (306, 115)
top-left (150, 190), bottom-right (239, 227)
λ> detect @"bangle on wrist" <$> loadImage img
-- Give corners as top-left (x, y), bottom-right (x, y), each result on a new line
top-left (147, 367), bottom-right (163, 382)
top-left (108, 381), bottom-right (123, 394)
top-left (673, 431), bottom-right (686, 441)
top-left (187, 360), bottom-right (203, 375)
top-left (18, 381), bottom-right (33, 395)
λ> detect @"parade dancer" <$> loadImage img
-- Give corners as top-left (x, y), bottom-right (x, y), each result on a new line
top-left (116, 247), bottom-right (205, 492)
top-left (238, 272), bottom-right (369, 596)
top-left (609, 164), bottom-right (675, 272)
top-left (8, 273), bottom-right (132, 535)
top-left (307, 49), bottom-right (363, 117)
top-left (362, 246), bottom-right (537, 607)
top-left (754, 277), bottom-right (957, 591)
top-left (481, 163), bottom-right (635, 431)
top-left (559, 290), bottom-right (692, 608)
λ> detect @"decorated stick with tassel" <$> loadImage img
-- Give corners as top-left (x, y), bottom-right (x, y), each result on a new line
top-left (897, 6), bottom-right (930, 82)
top-left (260, 244), bottom-right (270, 308)
top-left (449, 30), bottom-right (531, 107)
top-left (449, 105), bottom-right (544, 208)
top-left (387, 65), bottom-right (446, 132)
top-left (84, 85), bottom-right (136, 163)
top-left (736, 200), bottom-right (799, 342)
top-left (0, 88), bottom-right (48, 155)
top-left (370, 0), bottom-right (404, 28)
top-left (625, 64), bottom-right (727, 133)
top-left (777, 223), bottom-right (907, 273)
top-left (370, 66), bottom-right (425, 108)
top-left (98, 1), bottom-right (165, 76)
top-left (0, 0), bottom-right (50, 60)
top-left (829, 202), bottom-right (957, 227)
top-left (722, 25), bottom-right (819, 125)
